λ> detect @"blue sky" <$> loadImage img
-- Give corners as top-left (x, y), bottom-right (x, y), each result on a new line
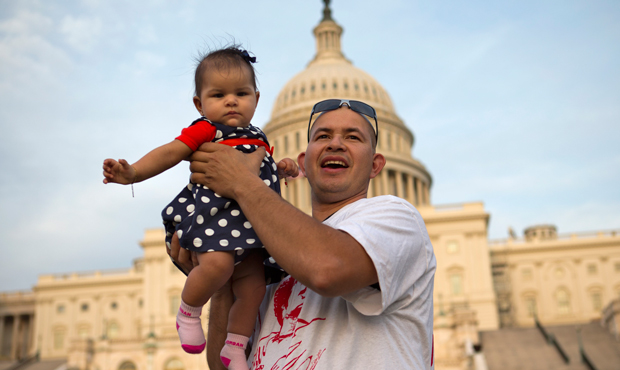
top-left (1, 0), bottom-right (619, 291)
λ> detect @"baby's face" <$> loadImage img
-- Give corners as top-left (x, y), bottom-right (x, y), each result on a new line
top-left (193, 65), bottom-right (259, 128)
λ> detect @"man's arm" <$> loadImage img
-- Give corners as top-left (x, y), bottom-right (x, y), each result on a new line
top-left (188, 143), bottom-right (378, 297)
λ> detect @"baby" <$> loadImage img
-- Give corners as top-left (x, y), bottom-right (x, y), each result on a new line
top-left (103, 46), bottom-right (296, 370)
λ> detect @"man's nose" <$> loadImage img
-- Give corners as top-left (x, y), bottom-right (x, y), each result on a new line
top-left (327, 135), bottom-right (345, 150)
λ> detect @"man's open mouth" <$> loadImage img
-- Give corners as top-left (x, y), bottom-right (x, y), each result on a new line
top-left (322, 160), bottom-right (348, 169)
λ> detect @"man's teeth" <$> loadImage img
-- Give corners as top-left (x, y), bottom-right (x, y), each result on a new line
top-left (324, 161), bottom-right (346, 167)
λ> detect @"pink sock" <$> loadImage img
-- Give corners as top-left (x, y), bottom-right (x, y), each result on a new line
top-left (176, 300), bottom-right (205, 354)
top-left (220, 333), bottom-right (249, 370)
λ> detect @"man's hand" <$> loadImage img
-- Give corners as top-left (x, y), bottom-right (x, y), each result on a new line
top-left (102, 158), bottom-right (135, 185)
top-left (189, 142), bottom-right (266, 199)
top-left (167, 233), bottom-right (198, 275)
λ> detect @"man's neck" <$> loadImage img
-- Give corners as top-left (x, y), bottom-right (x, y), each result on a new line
top-left (311, 192), bottom-right (368, 222)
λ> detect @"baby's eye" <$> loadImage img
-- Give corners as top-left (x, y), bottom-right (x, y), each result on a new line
top-left (237, 92), bottom-right (249, 96)
top-left (212, 93), bottom-right (224, 98)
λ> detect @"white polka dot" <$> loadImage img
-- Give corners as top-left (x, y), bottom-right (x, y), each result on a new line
top-left (241, 135), bottom-right (247, 138)
top-left (272, 163), bottom-right (277, 171)
top-left (250, 131), bottom-right (257, 135)
top-left (207, 249), bottom-right (215, 252)
top-left (243, 144), bottom-right (251, 149)
top-left (201, 196), bottom-right (210, 203)
top-left (187, 226), bottom-right (191, 232)
top-left (187, 184), bottom-right (193, 191)
top-left (220, 239), bottom-right (229, 247)
top-left (178, 197), bottom-right (187, 203)
top-left (236, 249), bottom-right (244, 256)
top-left (234, 261), bottom-right (241, 266)
top-left (272, 174), bottom-right (278, 182)
top-left (166, 206), bottom-right (173, 215)
top-left (192, 193), bottom-right (196, 199)
top-left (263, 179), bottom-right (271, 186)
top-left (214, 193), bottom-right (222, 198)
top-left (231, 230), bottom-right (240, 237)
top-left (224, 202), bottom-right (231, 209)
top-left (194, 238), bottom-right (202, 247)
top-left (244, 221), bottom-right (252, 229)
top-left (231, 210), bottom-right (240, 216)
top-left (166, 232), bottom-right (172, 237)
top-left (215, 130), bottom-right (223, 139)
top-left (166, 242), bottom-right (171, 250)
top-left (269, 257), bottom-right (276, 264)
top-left (188, 211), bottom-right (194, 218)
top-left (174, 215), bottom-right (182, 223)
top-left (246, 239), bottom-right (255, 244)
top-left (261, 162), bottom-right (265, 167)
top-left (218, 219), bottom-right (228, 227)
top-left (229, 132), bottom-right (236, 137)
top-left (205, 228), bottom-right (214, 236)
top-left (177, 230), bottom-right (183, 238)
top-left (210, 207), bottom-right (218, 216)
top-left (197, 215), bottom-right (204, 224)
top-left (186, 204), bottom-right (195, 213)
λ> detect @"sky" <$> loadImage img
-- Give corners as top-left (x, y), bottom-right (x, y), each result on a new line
top-left (1, 0), bottom-right (619, 292)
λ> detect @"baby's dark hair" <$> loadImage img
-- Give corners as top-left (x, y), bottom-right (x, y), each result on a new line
top-left (194, 45), bottom-right (258, 97)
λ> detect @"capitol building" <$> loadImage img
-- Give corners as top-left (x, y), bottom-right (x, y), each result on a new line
top-left (1, 3), bottom-right (620, 370)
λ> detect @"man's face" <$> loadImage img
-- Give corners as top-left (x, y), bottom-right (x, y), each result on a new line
top-left (299, 107), bottom-right (384, 205)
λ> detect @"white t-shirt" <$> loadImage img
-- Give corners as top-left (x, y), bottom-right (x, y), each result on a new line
top-left (248, 195), bottom-right (436, 369)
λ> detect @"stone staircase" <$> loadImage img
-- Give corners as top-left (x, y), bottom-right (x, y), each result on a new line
top-left (481, 322), bottom-right (620, 370)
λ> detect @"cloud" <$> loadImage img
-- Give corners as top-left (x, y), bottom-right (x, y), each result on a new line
top-left (59, 15), bottom-right (103, 53)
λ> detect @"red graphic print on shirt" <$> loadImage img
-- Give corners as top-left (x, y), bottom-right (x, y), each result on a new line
top-left (251, 276), bottom-right (326, 370)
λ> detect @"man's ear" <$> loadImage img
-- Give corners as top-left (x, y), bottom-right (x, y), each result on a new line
top-left (193, 96), bottom-right (203, 116)
top-left (369, 153), bottom-right (386, 179)
top-left (297, 152), bottom-right (307, 177)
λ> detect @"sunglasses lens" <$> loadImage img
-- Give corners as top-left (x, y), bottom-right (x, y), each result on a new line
top-left (313, 99), bottom-right (341, 113)
top-left (349, 101), bottom-right (375, 117)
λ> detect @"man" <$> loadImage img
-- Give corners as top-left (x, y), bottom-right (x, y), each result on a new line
top-left (171, 99), bottom-right (436, 369)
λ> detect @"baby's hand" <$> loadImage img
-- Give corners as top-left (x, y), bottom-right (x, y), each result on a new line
top-left (103, 158), bottom-right (136, 185)
top-left (277, 158), bottom-right (299, 179)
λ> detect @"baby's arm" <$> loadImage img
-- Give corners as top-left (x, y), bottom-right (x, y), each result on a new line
top-left (103, 140), bottom-right (193, 185)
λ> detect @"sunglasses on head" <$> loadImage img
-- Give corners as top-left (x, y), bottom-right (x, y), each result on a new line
top-left (307, 99), bottom-right (379, 143)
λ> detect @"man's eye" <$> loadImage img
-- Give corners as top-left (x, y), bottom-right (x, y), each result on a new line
top-left (348, 135), bottom-right (360, 141)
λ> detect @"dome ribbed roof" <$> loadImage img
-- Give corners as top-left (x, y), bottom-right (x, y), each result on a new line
top-left (265, 18), bottom-right (412, 144)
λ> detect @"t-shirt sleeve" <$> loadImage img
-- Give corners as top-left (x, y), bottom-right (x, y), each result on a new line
top-left (333, 198), bottom-right (433, 316)
top-left (175, 120), bottom-right (217, 151)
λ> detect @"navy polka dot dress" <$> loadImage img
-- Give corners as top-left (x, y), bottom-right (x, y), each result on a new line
top-left (162, 120), bottom-right (284, 280)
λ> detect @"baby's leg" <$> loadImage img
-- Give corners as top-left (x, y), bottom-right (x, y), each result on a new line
top-left (220, 251), bottom-right (266, 370)
top-left (177, 251), bottom-right (234, 354)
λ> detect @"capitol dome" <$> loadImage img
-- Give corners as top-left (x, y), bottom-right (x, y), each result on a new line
top-left (263, 3), bottom-right (432, 214)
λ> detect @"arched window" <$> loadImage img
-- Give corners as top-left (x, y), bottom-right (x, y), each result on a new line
top-left (53, 327), bottom-right (66, 349)
top-left (555, 288), bottom-right (571, 315)
top-left (108, 321), bottom-right (120, 339)
top-left (78, 324), bottom-right (91, 339)
top-left (522, 295), bottom-right (537, 317)
top-left (449, 273), bottom-right (463, 296)
top-left (118, 361), bottom-right (136, 370)
top-left (170, 293), bottom-right (181, 316)
top-left (164, 358), bottom-right (185, 370)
